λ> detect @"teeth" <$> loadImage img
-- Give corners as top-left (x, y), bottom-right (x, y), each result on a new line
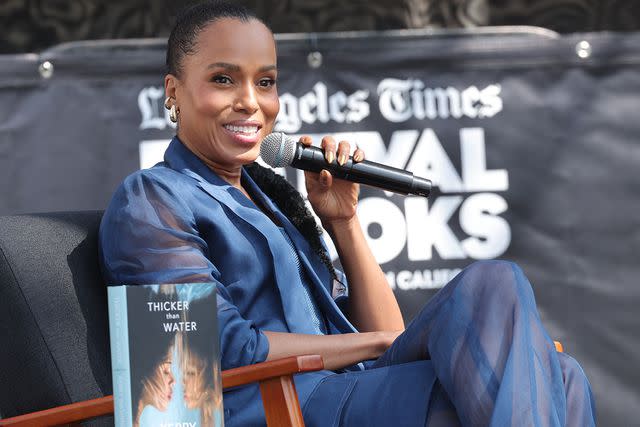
top-left (224, 124), bottom-right (259, 134)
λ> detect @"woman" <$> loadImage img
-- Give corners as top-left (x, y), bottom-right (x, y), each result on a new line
top-left (128, 289), bottom-right (177, 426)
top-left (180, 297), bottom-right (224, 426)
top-left (133, 345), bottom-right (175, 426)
top-left (100, 1), bottom-right (596, 426)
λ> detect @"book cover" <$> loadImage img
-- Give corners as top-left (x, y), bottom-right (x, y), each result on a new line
top-left (108, 283), bottom-right (224, 427)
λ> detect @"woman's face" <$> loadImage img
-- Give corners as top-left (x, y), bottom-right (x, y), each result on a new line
top-left (155, 354), bottom-right (175, 410)
top-left (168, 18), bottom-right (279, 172)
top-left (140, 348), bottom-right (176, 413)
top-left (182, 355), bottom-right (206, 409)
top-left (182, 352), bottom-right (206, 409)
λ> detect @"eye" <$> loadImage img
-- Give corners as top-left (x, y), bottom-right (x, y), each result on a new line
top-left (258, 77), bottom-right (277, 88)
top-left (212, 75), bottom-right (232, 84)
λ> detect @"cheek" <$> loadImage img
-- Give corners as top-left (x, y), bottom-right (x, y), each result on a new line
top-left (262, 94), bottom-right (280, 122)
top-left (196, 96), bottom-right (225, 117)
top-left (188, 86), bottom-right (227, 117)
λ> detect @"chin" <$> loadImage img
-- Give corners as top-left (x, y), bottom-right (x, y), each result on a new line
top-left (184, 397), bottom-right (196, 409)
top-left (238, 148), bottom-right (261, 165)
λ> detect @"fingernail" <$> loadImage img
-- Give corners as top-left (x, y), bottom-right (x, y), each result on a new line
top-left (338, 153), bottom-right (348, 166)
top-left (321, 170), bottom-right (330, 185)
top-left (326, 151), bottom-right (335, 164)
top-left (353, 152), bottom-right (363, 162)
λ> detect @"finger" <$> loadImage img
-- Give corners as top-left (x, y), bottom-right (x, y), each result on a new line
top-left (337, 140), bottom-right (351, 166)
top-left (303, 169), bottom-right (320, 190)
top-left (299, 135), bottom-right (313, 146)
top-left (304, 169), bottom-right (331, 195)
top-left (319, 169), bottom-right (332, 189)
top-left (353, 146), bottom-right (365, 163)
top-left (321, 135), bottom-right (336, 164)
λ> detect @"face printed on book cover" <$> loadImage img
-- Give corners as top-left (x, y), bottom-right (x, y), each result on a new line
top-left (183, 352), bottom-right (207, 408)
top-left (145, 347), bottom-right (176, 411)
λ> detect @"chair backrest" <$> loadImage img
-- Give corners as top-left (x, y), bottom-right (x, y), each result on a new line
top-left (0, 211), bottom-right (112, 424)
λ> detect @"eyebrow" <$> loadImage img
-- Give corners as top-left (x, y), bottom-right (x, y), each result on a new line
top-left (206, 62), bottom-right (277, 72)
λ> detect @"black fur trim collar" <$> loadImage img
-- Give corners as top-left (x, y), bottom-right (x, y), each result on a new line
top-left (244, 163), bottom-right (337, 281)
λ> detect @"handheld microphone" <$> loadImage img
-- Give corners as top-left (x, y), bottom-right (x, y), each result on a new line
top-left (260, 132), bottom-right (431, 197)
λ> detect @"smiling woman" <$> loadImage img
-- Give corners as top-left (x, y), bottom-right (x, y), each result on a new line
top-left (163, 15), bottom-right (279, 189)
top-left (99, 1), bottom-right (596, 426)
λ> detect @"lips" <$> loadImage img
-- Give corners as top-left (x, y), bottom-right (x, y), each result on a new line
top-left (223, 124), bottom-right (260, 134)
top-left (222, 121), bottom-right (262, 144)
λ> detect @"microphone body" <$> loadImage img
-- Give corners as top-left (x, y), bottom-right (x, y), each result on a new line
top-left (260, 133), bottom-right (431, 197)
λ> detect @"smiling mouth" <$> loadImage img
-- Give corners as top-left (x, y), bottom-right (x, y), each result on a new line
top-left (223, 124), bottom-right (260, 135)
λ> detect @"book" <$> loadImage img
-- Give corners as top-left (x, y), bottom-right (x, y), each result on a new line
top-left (108, 283), bottom-right (224, 427)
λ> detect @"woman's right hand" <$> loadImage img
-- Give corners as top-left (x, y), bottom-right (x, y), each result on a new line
top-left (300, 135), bottom-right (365, 230)
top-left (299, 138), bottom-right (404, 334)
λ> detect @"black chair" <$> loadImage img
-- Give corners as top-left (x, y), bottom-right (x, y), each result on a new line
top-left (0, 211), bottom-right (111, 425)
top-left (0, 211), bottom-right (322, 426)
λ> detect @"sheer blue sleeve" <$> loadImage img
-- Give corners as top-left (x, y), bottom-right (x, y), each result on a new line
top-left (99, 171), bottom-right (269, 369)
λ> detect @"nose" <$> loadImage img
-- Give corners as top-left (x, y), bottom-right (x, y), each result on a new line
top-left (233, 82), bottom-right (259, 114)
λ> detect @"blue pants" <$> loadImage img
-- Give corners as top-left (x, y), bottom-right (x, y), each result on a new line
top-left (303, 261), bottom-right (596, 426)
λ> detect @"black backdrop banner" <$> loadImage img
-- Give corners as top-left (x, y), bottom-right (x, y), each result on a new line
top-left (1, 29), bottom-right (639, 425)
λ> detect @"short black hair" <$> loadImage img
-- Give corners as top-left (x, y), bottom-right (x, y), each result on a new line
top-left (166, 1), bottom-right (264, 77)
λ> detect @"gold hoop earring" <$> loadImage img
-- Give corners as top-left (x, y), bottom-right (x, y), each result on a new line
top-left (164, 97), bottom-right (172, 110)
top-left (169, 104), bottom-right (179, 123)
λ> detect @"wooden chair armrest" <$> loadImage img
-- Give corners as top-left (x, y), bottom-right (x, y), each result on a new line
top-left (0, 396), bottom-right (114, 427)
top-left (225, 355), bottom-right (324, 427)
top-left (0, 355), bottom-right (324, 427)
top-left (223, 354), bottom-right (323, 388)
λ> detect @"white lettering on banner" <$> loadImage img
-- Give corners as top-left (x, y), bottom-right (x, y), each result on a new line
top-left (386, 269), bottom-right (463, 290)
top-left (290, 131), bottom-right (414, 198)
top-left (287, 128), bottom-right (511, 271)
top-left (275, 82), bottom-right (370, 133)
top-left (459, 193), bottom-right (510, 259)
top-left (357, 198), bottom-right (407, 264)
top-left (135, 80), bottom-right (511, 291)
top-left (137, 80), bottom-right (501, 133)
top-left (139, 139), bottom-right (171, 169)
top-left (404, 196), bottom-right (466, 261)
top-left (300, 128), bottom-right (508, 193)
top-left (291, 131), bottom-right (413, 170)
top-left (406, 129), bottom-right (464, 192)
top-left (138, 86), bottom-right (175, 130)
top-left (461, 128), bottom-right (508, 192)
top-left (377, 78), bottom-right (503, 123)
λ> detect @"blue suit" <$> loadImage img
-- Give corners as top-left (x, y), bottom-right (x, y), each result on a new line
top-left (100, 138), bottom-right (365, 425)
top-left (100, 137), bottom-right (595, 426)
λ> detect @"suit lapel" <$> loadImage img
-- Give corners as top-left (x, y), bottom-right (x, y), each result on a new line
top-left (164, 138), bottom-right (356, 335)
top-left (199, 180), bottom-right (322, 335)
top-left (164, 139), bottom-right (320, 334)
top-left (243, 172), bottom-right (358, 335)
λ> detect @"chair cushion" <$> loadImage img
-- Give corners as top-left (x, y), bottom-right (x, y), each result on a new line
top-left (0, 211), bottom-right (112, 424)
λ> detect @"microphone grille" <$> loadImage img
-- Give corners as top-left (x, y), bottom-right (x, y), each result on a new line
top-left (260, 132), bottom-right (296, 167)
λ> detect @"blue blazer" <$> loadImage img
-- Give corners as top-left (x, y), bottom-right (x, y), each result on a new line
top-left (100, 137), bottom-right (363, 425)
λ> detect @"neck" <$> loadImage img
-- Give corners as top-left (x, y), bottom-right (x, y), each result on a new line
top-left (179, 135), bottom-right (244, 189)
top-left (207, 162), bottom-right (243, 188)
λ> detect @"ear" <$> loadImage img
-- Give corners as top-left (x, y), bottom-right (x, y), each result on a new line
top-left (164, 74), bottom-right (178, 101)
